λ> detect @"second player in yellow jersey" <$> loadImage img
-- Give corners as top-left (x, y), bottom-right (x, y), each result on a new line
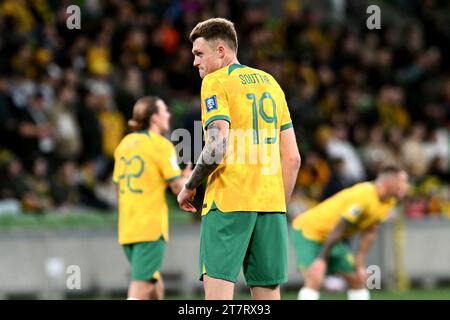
top-left (113, 96), bottom-right (191, 300)
top-left (291, 166), bottom-right (410, 300)
top-left (113, 130), bottom-right (181, 244)
top-left (292, 181), bottom-right (396, 242)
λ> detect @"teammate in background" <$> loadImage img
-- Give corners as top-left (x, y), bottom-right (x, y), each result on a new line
top-left (291, 166), bottom-right (410, 300)
top-left (113, 96), bottom-right (192, 300)
top-left (177, 18), bottom-right (301, 300)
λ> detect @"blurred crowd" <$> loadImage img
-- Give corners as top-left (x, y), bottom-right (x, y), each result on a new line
top-left (0, 0), bottom-right (449, 218)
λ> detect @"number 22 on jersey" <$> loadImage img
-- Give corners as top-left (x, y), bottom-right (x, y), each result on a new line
top-left (117, 155), bottom-right (145, 194)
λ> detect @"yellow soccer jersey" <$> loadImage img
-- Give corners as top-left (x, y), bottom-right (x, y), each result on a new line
top-left (200, 64), bottom-right (293, 215)
top-left (113, 130), bottom-right (181, 244)
top-left (292, 182), bottom-right (396, 242)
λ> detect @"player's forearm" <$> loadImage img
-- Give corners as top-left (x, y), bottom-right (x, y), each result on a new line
top-left (281, 157), bottom-right (300, 205)
top-left (185, 123), bottom-right (228, 190)
top-left (279, 128), bottom-right (301, 205)
top-left (185, 157), bottom-right (220, 190)
top-left (318, 219), bottom-right (350, 260)
top-left (355, 226), bottom-right (379, 266)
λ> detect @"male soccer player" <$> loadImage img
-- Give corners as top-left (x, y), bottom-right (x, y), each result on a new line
top-left (177, 18), bottom-right (301, 300)
top-left (113, 96), bottom-right (191, 300)
top-left (291, 166), bottom-right (410, 300)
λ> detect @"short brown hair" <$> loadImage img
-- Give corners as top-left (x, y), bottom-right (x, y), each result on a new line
top-left (377, 165), bottom-right (404, 177)
top-left (189, 18), bottom-right (238, 52)
top-left (128, 96), bottom-right (160, 131)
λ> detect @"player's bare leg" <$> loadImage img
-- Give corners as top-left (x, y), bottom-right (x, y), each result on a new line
top-left (250, 285), bottom-right (280, 300)
top-left (149, 277), bottom-right (165, 300)
top-left (127, 280), bottom-right (156, 300)
top-left (297, 270), bottom-right (321, 300)
top-left (203, 274), bottom-right (235, 300)
top-left (340, 272), bottom-right (370, 300)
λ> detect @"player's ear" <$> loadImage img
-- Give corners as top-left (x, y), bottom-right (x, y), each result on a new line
top-left (217, 43), bottom-right (226, 58)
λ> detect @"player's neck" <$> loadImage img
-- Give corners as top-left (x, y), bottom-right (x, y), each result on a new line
top-left (149, 127), bottom-right (161, 135)
top-left (221, 55), bottom-right (239, 68)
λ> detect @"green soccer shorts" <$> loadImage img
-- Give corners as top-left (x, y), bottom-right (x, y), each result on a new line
top-left (123, 237), bottom-right (165, 281)
top-left (199, 208), bottom-right (288, 287)
top-left (290, 227), bottom-right (356, 274)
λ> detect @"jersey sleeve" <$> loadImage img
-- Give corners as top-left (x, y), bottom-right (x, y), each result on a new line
top-left (272, 81), bottom-right (292, 131)
top-left (280, 100), bottom-right (292, 131)
top-left (156, 142), bottom-right (182, 183)
top-left (201, 75), bottom-right (231, 131)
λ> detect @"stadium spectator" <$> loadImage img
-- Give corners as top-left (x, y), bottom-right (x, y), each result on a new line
top-left (325, 123), bottom-right (366, 184)
top-left (50, 160), bottom-right (82, 212)
top-left (49, 85), bottom-right (82, 161)
top-left (14, 92), bottom-right (55, 170)
top-left (361, 125), bottom-right (398, 179)
top-left (320, 157), bottom-right (347, 201)
top-left (401, 123), bottom-right (430, 179)
top-left (29, 157), bottom-right (53, 211)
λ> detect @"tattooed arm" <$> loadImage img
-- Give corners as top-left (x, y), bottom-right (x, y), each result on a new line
top-left (318, 217), bottom-right (353, 260)
top-left (186, 120), bottom-right (230, 190)
top-left (177, 120), bottom-right (230, 212)
top-left (305, 218), bottom-right (353, 288)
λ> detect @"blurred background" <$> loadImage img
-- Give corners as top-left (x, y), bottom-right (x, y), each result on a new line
top-left (0, 0), bottom-right (449, 299)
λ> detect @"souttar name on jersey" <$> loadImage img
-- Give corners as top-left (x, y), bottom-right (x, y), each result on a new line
top-left (205, 95), bottom-right (218, 112)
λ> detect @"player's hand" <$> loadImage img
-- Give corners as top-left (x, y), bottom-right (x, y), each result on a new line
top-left (177, 186), bottom-right (197, 213)
top-left (306, 258), bottom-right (327, 288)
top-left (356, 265), bottom-right (368, 284)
